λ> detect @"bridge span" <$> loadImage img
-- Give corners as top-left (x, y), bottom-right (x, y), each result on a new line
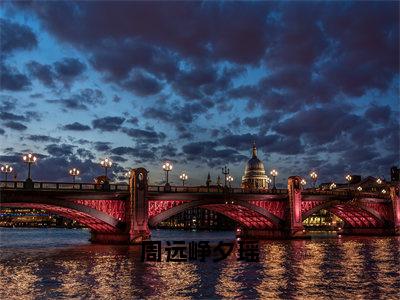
top-left (1, 168), bottom-right (399, 244)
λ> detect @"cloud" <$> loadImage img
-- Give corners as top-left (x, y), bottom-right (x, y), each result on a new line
top-left (3, 121), bottom-right (27, 131)
top-left (122, 72), bottom-right (163, 96)
top-left (62, 122), bottom-right (91, 131)
top-left (47, 88), bottom-right (105, 110)
top-left (121, 127), bottom-right (166, 144)
top-left (27, 135), bottom-right (61, 143)
top-left (110, 146), bottom-right (156, 160)
top-left (0, 18), bottom-right (37, 55)
top-left (45, 143), bottom-right (75, 157)
top-left (92, 116), bottom-right (125, 131)
top-left (0, 63), bottom-right (31, 91)
top-left (53, 57), bottom-right (86, 86)
top-left (364, 104), bottom-right (392, 124)
top-left (27, 61), bottom-right (55, 87)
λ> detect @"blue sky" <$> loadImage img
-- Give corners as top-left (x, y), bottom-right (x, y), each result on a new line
top-left (0, 1), bottom-right (399, 187)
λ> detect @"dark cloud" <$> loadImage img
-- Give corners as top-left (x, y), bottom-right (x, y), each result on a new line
top-left (0, 63), bottom-right (31, 91)
top-left (93, 141), bottom-right (111, 152)
top-left (47, 88), bottom-right (105, 110)
top-left (53, 57), bottom-right (86, 86)
top-left (26, 61), bottom-right (55, 87)
top-left (182, 141), bottom-right (247, 167)
top-left (121, 127), bottom-right (166, 144)
top-left (0, 128), bottom-right (5, 135)
top-left (122, 72), bottom-right (163, 96)
top-left (27, 135), bottom-right (61, 143)
top-left (0, 18), bottom-right (37, 54)
top-left (143, 101), bottom-right (210, 131)
top-left (0, 111), bottom-right (27, 122)
top-left (45, 143), bottom-right (75, 157)
top-left (364, 104), bottom-right (392, 124)
top-left (92, 116), bottom-right (125, 132)
top-left (62, 122), bottom-right (91, 131)
top-left (127, 117), bottom-right (139, 126)
top-left (110, 146), bottom-right (156, 161)
top-left (3, 121), bottom-right (27, 131)
top-left (76, 148), bottom-right (95, 160)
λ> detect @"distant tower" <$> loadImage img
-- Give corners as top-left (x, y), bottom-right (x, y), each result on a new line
top-left (241, 143), bottom-right (269, 189)
top-left (216, 175), bottom-right (221, 186)
top-left (206, 172), bottom-right (212, 187)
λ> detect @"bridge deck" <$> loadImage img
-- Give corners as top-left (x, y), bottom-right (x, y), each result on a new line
top-left (0, 181), bottom-right (390, 200)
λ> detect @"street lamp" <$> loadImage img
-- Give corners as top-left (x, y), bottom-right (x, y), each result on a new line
top-left (227, 175), bottom-right (234, 188)
top-left (162, 162), bottom-right (173, 186)
top-left (23, 153), bottom-right (37, 181)
top-left (376, 178), bottom-right (382, 184)
top-left (310, 171), bottom-right (318, 188)
top-left (1, 165), bottom-right (13, 181)
top-left (381, 189), bottom-right (387, 194)
top-left (357, 186), bottom-right (362, 192)
top-left (69, 168), bottom-right (80, 183)
top-left (330, 182), bottom-right (336, 190)
top-left (300, 178), bottom-right (307, 187)
top-left (345, 174), bottom-right (352, 190)
top-left (100, 158), bottom-right (112, 180)
top-left (270, 169), bottom-right (278, 189)
top-left (179, 172), bottom-right (188, 186)
top-left (222, 165), bottom-right (230, 187)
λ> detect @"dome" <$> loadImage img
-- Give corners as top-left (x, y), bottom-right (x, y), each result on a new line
top-left (241, 143), bottom-right (269, 189)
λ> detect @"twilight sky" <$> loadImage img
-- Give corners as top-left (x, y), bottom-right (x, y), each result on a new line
top-left (0, 1), bottom-right (399, 187)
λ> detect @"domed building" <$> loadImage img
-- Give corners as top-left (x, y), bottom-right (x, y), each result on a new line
top-left (241, 143), bottom-right (269, 190)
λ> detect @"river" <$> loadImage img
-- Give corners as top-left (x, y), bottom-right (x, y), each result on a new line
top-left (0, 228), bottom-right (399, 299)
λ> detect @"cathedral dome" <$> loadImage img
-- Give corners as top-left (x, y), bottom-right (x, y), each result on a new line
top-left (244, 144), bottom-right (266, 176)
top-left (241, 143), bottom-right (269, 189)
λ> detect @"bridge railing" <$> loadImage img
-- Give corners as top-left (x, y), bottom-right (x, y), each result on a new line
top-left (0, 181), bottom-right (129, 191)
top-left (302, 189), bottom-right (390, 199)
top-left (147, 185), bottom-right (288, 194)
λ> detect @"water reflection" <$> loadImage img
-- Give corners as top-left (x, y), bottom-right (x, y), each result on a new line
top-left (0, 229), bottom-right (399, 299)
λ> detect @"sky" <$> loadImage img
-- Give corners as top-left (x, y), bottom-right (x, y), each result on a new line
top-left (0, 1), bottom-right (399, 187)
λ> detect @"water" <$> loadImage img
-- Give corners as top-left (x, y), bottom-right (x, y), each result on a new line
top-left (1, 228), bottom-right (399, 299)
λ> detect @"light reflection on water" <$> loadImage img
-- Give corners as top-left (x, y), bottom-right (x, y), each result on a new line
top-left (0, 228), bottom-right (399, 299)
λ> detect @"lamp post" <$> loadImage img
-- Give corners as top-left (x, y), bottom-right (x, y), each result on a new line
top-left (23, 153), bottom-right (37, 181)
top-left (310, 171), bottom-right (318, 188)
top-left (222, 165), bottom-right (230, 187)
top-left (345, 174), bottom-right (352, 190)
top-left (270, 169), bottom-right (278, 190)
top-left (266, 176), bottom-right (271, 188)
top-left (376, 178), bottom-right (382, 184)
top-left (162, 162), bottom-right (173, 186)
top-left (100, 158), bottom-right (112, 180)
top-left (300, 178), bottom-right (307, 188)
top-left (69, 168), bottom-right (80, 183)
top-left (1, 165), bottom-right (13, 181)
top-left (179, 172), bottom-right (188, 186)
top-left (227, 175), bottom-right (234, 188)
top-left (330, 182), bottom-right (336, 190)
top-left (357, 186), bottom-right (362, 192)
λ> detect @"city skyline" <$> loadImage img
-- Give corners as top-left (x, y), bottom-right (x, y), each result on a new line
top-left (1, 1), bottom-right (399, 186)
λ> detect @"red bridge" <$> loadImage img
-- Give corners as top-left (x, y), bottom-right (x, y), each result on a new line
top-left (1, 168), bottom-right (399, 244)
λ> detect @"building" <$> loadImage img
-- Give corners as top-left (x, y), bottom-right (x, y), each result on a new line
top-left (241, 143), bottom-right (269, 190)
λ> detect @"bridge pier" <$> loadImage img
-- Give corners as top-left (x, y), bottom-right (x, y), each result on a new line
top-left (127, 168), bottom-right (151, 243)
top-left (288, 176), bottom-right (305, 237)
top-left (390, 185), bottom-right (400, 235)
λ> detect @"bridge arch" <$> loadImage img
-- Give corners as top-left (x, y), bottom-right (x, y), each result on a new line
top-left (302, 200), bottom-right (388, 228)
top-left (1, 199), bottom-right (122, 232)
top-left (148, 199), bottom-right (284, 229)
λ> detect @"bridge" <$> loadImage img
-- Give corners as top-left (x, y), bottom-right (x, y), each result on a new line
top-left (1, 168), bottom-right (399, 244)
